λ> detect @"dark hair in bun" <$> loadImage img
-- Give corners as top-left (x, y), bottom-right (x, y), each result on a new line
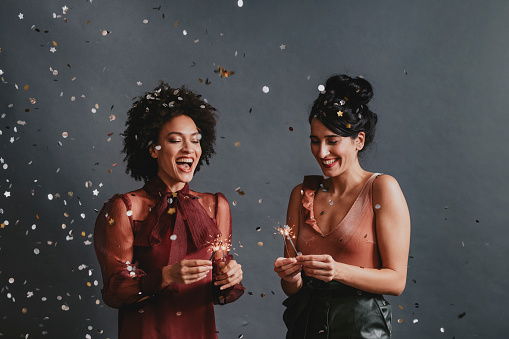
top-left (309, 74), bottom-right (377, 152)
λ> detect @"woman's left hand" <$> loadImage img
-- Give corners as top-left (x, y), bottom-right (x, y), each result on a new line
top-left (214, 260), bottom-right (243, 290)
top-left (296, 254), bottom-right (337, 282)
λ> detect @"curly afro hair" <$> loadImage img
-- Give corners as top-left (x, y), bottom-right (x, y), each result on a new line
top-left (122, 82), bottom-right (217, 182)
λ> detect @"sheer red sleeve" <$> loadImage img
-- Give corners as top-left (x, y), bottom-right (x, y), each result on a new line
top-left (93, 194), bottom-right (163, 309)
top-left (212, 193), bottom-right (245, 305)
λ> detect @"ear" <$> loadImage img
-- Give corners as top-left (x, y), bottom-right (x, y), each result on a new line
top-left (149, 144), bottom-right (159, 159)
top-left (355, 132), bottom-right (365, 151)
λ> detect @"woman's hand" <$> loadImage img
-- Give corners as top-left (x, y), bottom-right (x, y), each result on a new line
top-left (214, 260), bottom-right (243, 290)
top-left (297, 254), bottom-right (337, 282)
top-left (274, 257), bottom-right (302, 283)
top-left (163, 259), bottom-right (212, 285)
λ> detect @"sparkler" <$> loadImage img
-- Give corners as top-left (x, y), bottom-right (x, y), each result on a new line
top-left (208, 236), bottom-right (232, 261)
top-left (277, 224), bottom-right (301, 256)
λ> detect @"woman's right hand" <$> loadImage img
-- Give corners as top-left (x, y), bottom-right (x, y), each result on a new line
top-left (274, 257), bottom-right (302, 283)
top-left (163, 259), bottom-right (212, 286)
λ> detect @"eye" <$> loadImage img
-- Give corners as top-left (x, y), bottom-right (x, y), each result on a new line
top-left (327, 140), bottom-right (339, 145)
top-left (168, 138), bottom-right (181, 143)
top-left (310, 138), bottom-right (320, 144)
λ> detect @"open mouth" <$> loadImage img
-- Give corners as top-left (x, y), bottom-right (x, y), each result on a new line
top-left (176, 157), bottom-right (194, 172)
top-left (321, 158), bottom-right (338, 168)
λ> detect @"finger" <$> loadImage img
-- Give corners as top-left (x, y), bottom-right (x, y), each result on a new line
top-left (275, 257), bottom-right (297, 267)
top-left (181, 265), bottom-right (212, 275)
top-left (220, 261), bottom-right (241, 274)
top-left (183, 272), bottom-right (210, 285)
top-left (218, 270), bottom-right (243, 290)
top-left (282, 264), bottom-right (302, 277)
top-left (184, 259), bottom-right (213, 267)
top-left (217, 264), bottom-right (242, 281)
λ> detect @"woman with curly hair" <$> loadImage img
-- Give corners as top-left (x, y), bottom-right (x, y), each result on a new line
top-left (94, 82), bottom-right (244, 339)
top-left (274, 74), bottom-right (410, 338)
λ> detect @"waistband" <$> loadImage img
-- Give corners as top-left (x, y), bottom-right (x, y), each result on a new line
top-left (303, 275), bottom-right (373, 297)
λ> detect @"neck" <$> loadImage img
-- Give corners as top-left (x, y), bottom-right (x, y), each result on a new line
top-left (157, 172), bottom-right (187, 193)
top-left (327, 161), bottom-right (367, 194)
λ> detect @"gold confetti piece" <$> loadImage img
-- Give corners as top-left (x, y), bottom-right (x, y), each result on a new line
top-left (52, 41), bottom-right (58, 46)
top-left (172, 192), bottom-right (178, 198)
top-left (64, 212), bottom-right (69, 217)
top-left (24, 84), bottom-right (29, 90)
top-left (86, 20), bottom-right (90, 25)
top-left (87, 282), bottom-right (91, 287)
top-left (234, 142), bottom-right (241, 147)
top-left (81, 231), bottom-right (86, 237)
top-left (260, 293), bottom-right (266, 298)
top-left (1, 223), bottom-right (5, 228)
top-left (36, 214), bottom-right (40, 219)
top-left (174, 21), bottom-right (178, 27)
top-left (346, 123), bottom-right (351, 128)
top-left (167, 208), bottom-right (176, 215)
top-left (398, 319), bottom-right (403, 323)
top-left (399, 305), bottom-right (404, 309)
top-left (257, 242), bottom-right (263, 247)
top-left (22, 308), bottom-right (28, 314)
top-left (215, 65), bottom-right (235, 78)
top-left (337, 110), bottom-right (343, 117)
top-left (108, 218), bottom-right (115, 225)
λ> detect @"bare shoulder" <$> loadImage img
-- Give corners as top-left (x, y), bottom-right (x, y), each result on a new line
top-left (373, 174), bottom-right (404, 197)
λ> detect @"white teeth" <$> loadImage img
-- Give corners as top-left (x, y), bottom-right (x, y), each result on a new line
top-left (177, 158), bottom-right (193, 163)
top-left (322, 159), bottom-right (336, 165)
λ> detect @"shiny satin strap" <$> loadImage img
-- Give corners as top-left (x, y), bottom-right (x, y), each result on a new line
top-left (136, 177), bottom-right (220, 265)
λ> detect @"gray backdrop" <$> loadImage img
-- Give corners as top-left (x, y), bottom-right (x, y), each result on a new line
top-left (1, 0), bottom-right (508, 338)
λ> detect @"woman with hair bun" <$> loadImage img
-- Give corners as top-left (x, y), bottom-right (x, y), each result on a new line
top-left (94, 82), bottom-right (244, 339)
top-left (274, 74), bottom-right (410, 338)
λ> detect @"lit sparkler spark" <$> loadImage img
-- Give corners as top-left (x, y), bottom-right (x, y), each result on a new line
top-left (208, 236), bottom-right (232, 260)
top-left (277, 224), bottom-right (301, 256)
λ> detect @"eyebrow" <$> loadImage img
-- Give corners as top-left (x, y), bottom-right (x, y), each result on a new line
top-left (309, 134), bottom-right (340, 138)
top-left (166, 131), bottom-right (200, 137)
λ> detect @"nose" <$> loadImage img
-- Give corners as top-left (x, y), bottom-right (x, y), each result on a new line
top-left (317, 142), bottom-right (329, 158)
top-left (181, 139), bottom-right (195, 153)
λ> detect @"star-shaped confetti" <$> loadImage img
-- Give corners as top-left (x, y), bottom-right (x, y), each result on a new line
top-left (337, 110), bottom-right (343, 117)
top-left (50, 47), bottom-right (57, 53)
top-left (62, 6), bottom-right (69, 14)
top-left (92, 189), bottom-right (99, 196)
top-left (4, 191), bottom-right (10, 197)
top-left (18, 13), bottom-right (24, 19)
top-left (279, 44), bottom-right (286, 50)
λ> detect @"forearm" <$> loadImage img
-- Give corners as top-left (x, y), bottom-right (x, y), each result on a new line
top-left (281, 276), bottom-right (304, 296)
top-left (334, 262), bottom-right (406, 296)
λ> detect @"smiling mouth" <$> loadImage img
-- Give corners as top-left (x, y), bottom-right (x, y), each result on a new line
top-left (321, 158), bottom-right (338, 168)
top-left (176, 158), bottom-right (194, 172)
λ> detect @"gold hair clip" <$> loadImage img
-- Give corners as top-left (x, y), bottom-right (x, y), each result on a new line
top-left (337, 110), bottom-right (343, 117)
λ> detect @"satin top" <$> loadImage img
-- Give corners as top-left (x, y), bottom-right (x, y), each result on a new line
top-left (297, 173), bottom-right (382, 269)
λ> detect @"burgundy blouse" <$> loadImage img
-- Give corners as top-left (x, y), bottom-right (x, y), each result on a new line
top-left (94, 176), bottom-right (243, 339)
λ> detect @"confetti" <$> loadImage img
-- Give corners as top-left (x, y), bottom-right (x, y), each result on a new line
top-left (262, 86), bottom-right (269, 93)
top-left (234, 142), bottom-right (241, 147)
top-left (237, 0), bottom-right (244, 7)
top-left (170, 234), bottom-right (177, 241)
top-left (318, 85), bottom-right (325, 92)
top-left (257, 242), bottom-right (263, 247)
top-left (375, 204), bottom-right (381, 209)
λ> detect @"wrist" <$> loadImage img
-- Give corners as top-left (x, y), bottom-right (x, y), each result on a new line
top-left (162, 265), bottom-right (173, 286)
